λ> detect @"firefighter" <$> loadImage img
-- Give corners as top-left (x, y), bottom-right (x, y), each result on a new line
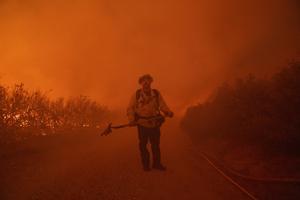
top-left (127, 74), bottom-right (174, 171)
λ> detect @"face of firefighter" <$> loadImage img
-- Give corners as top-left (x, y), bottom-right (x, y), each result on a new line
top-left (141, 79), bottom-right (152, 93)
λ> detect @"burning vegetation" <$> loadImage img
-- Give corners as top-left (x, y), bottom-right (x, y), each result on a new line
top-left (0, 83), bottom-right (109, 143)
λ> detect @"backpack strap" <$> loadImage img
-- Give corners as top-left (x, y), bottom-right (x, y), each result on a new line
top-left (152, 89), bottom-right (160, 107)
top-left (136, 89), bottom-right (142, 101)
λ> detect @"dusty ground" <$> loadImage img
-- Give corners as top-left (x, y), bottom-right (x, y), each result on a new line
top-left (0, 120), bottom-right (249, 200)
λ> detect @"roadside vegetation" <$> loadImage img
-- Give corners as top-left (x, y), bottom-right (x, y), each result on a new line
top-left (181, 62), bottom-right (300, 177)
top-left (0, 83), bottom-right (109, 144)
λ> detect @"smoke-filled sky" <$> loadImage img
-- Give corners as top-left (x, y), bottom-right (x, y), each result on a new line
top-left (0, 0), bottom-right (299, 113)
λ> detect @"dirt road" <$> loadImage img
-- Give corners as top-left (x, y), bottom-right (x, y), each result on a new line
top-left (0, 120), bottom-right (248, 200)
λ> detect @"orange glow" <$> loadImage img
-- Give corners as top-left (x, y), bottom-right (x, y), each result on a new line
top-left (0, 0), bottom-right (299, 114)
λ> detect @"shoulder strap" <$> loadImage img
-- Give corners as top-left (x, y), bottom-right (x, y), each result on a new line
top-left (152, 89), bottom-right (160, 107)
top-left (152, 89), bottom-right (159, 98)
top-left (136, 89), bottom-right (142, 101)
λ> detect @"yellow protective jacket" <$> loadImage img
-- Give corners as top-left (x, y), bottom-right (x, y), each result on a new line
top-left (127, 89), bottom-right (171, 128)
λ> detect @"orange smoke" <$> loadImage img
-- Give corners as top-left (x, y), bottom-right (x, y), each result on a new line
top-left (0, 0), bottom-right (299, 113)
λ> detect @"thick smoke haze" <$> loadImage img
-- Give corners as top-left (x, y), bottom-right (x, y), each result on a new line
top-left (0, 0), bottom-right (299, 113)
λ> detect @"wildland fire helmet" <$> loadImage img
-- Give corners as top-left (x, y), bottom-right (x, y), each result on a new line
top-left (138, 74), bottom-right (153, 84)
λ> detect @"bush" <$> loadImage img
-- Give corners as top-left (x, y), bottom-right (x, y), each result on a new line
top-left (181, 62), bottom-right (300, 154)
top-left (0, 83), bottom-right (109, 143)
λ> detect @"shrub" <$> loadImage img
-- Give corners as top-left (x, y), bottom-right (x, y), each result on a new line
top-left (181, 62), bottom-right (300, 154)
top-left (0, 83), bottom-right (109, 143)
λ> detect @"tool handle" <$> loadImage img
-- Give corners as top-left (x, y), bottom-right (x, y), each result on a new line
top-left (112, 115), bottom-right (166, 129)
top-left (111, 124), bottom-right (133, 129)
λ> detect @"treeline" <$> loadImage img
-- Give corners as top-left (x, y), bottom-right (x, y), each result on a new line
top-left (181, 62), bottom-right (300, 154)
top-left (0, 83), bottom-right (109, 143)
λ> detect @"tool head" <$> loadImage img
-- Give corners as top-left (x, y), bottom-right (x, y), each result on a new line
top-left (101, 123), bottom-right (112, 136)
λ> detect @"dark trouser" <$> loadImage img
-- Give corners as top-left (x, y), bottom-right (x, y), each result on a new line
top-left (137, 125), bottom-right (161, 168)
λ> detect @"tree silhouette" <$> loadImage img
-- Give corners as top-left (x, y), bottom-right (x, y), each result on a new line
top-left (181, 62), bottom-right (300, 154)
